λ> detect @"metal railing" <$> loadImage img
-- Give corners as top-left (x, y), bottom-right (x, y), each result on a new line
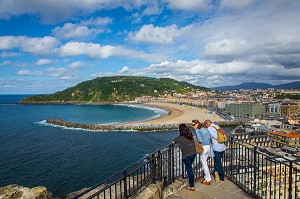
top-left (225, 136), bottom-right (300, 199)
top-left (71, 143), bottom-right (213, 199)
top-left (71, 135), bottom-right (300, 199)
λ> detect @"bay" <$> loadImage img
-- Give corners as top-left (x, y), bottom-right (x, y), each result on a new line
top-left (0, 95), bottom-right (234, 197)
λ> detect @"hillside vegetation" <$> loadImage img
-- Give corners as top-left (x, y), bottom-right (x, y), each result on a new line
top-left (21, 76), bottom-right (209, 103)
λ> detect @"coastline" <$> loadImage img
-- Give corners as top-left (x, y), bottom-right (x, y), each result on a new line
top-left (45, 102), bottom-right (227, 131)
top-left (132, 102), bottom-right (225, 124)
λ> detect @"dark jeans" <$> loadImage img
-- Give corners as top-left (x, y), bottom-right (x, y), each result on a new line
top-left (213, 150), bottom-right (225, 180)
top-left (182, 154), bottom-right (196, 187)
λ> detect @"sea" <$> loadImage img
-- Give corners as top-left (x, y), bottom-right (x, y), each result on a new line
top-left (0, 95), bottom-right (234, 197)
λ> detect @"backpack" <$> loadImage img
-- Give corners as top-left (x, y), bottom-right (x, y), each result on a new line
top-left (211, 126), bottom-right (227, 143)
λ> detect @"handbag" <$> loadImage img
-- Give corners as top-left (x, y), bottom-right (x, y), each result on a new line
top-left (194, 139), bottom-right (204, 154)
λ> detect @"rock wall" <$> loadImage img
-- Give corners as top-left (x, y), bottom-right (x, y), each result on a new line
top-left (133, 179), bottom-right (187, 199)
top-left (0, 184), bottom-right (53, 199)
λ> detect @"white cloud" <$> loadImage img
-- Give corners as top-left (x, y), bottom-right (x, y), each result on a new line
top-left (67, 61), bottom-right (84, 68)
top-left (80, 17), bottom-right (113, 26)
top-left (0, 36), bottom-right (22, 50)
top-left (46, 67), bottom-right (69, 77)
top-left (115, 59), bottom-right (300, 88)
top-left (59, 41), bottom-right (167, 62)
top-left (16, 67), bottom-right (79, 80)
top-left (36, 59), bottom-right (53, 65)
top-left (1, 61), bottom-right (11, 66)
top-left (0, 0), bottom-right (149, 23)
top-left (0, 52), bottom-right (19, 58)
top-left (204, 39), bottom-right (250, 57)
top-left (164, 0), bottom-right (212, 11)
top-left (219, 0), bottom-right (257, 11)
top-left (118, 66), bottom-right (129, 73)
top-left (0, 36), bottom-right (59, 55)
top-left (128, 24), bottom-right (190, 44)
top-left (59, 42), bottom-right (114, 58)
top-left (52, 23), bottom-right (102, 40)
top-left (17, 69), bottom-right (43, 76)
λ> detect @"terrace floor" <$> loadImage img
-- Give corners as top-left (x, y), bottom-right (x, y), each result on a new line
top-left (166, 177), bottom-right (254, 199)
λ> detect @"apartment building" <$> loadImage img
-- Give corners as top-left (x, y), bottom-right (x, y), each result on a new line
top-left (225, 103), bottom-right (266, 118)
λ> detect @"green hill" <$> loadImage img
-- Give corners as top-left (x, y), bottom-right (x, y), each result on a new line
top-left (20, 76), bottom-right (209, 103)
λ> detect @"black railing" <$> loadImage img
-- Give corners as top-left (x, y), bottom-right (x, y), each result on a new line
top-left (71, 135), bottom-right (299, 199)
top-left (225, 135), bottom-right (300, 199)
top-left (71, 143), bottom-right (214, 199)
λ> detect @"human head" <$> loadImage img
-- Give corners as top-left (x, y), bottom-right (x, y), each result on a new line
top-left (204, 120), bottom-right (212, 128)
top-left (192, 119), bottom-right (202, 129)
top-left (179, 123), bottom-right (193, 140)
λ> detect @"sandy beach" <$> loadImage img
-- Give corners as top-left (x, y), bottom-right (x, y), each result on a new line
top-left (134, 102), bottom-right (225, 124)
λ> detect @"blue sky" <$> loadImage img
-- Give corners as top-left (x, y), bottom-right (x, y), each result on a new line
top-left (0, 0), bottom-right (300, 94)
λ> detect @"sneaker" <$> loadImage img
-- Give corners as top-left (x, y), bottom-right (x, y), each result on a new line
top-left (214, 171), bottom-right (220, 182)
top-left (201, 180), bottom-right (212, 185)
top-left (185, 187), bottom-right (195, 191)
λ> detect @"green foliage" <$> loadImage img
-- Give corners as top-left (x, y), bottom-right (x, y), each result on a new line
top-left (274, 93), bottom-right (300, 100)
top-left (21, 76), bottom-right (209, 103)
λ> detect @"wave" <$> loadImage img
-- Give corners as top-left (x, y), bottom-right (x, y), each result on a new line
top-left (114, 103), bottom-right (169, 117)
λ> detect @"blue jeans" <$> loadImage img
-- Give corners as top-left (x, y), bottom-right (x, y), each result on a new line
top-left (213, 150), bottom-right (225, 180)
top-left (182, 154), bottom-right (196, 187)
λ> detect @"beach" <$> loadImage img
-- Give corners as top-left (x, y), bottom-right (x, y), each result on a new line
top-left (134, 102), bottom-right (225, 124)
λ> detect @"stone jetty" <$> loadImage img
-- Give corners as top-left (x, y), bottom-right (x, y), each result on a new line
top-left (46, 119), bottom-right (180, 131)
top-left (45, 119), bottom-right (243, 131)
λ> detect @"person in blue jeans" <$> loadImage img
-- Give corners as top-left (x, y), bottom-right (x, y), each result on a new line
top-left (204, 120), bottom-right (226, 181)
top-left (173, 123), bottom-right (196, 190)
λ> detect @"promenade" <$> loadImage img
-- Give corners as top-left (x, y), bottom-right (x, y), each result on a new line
top-left (166, 178), bottom-right (253, 199)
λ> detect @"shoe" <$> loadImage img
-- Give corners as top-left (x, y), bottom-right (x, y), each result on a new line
top-left (214, 171), bottom-right (220, 182)
top-left (201, 180), bottom-right (212, 185)
top-left (199, 176), bottom-right (204, 182)
top-left (185, 187), bottom-right (195, 191)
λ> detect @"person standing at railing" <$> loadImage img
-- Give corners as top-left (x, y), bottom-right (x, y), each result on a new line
top-left (204, 119), bottom-right (226, 182)
top-left (192, 119), bottom-right (212, 185)
top-left (173, 123), bottom-right (196, 191)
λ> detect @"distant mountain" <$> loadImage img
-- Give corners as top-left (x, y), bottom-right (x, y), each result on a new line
top-left (20, 76), bottom-right (209, 103)
top-left (213, 81), bottom-right (300, 90)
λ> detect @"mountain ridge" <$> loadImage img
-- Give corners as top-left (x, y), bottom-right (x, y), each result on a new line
top-left (213, 81), bottom-right (300, 90)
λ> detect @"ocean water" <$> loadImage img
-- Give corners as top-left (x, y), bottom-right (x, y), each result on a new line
top-left (0, 95), bottom-right (234, 197)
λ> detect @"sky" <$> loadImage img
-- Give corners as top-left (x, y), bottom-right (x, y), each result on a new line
top-left (0, 0), bottom-right (300, 94)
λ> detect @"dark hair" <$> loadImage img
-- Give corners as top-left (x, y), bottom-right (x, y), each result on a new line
top-left (192, 119), bottom-right (202, 129)
top-left (179, 123), bottom-right (193, 140)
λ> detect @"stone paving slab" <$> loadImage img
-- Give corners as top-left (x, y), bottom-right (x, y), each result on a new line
top-left (174, 178), bottom-right (254, 199)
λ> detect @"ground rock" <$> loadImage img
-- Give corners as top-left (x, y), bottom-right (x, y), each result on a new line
top-left (0, 184), bottom-right (53, 199)
top-left (134, 181), bottom-right (163, 199)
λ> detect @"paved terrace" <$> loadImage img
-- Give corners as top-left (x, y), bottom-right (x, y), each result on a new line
top-left (166, 177), bottom-right (253, 199)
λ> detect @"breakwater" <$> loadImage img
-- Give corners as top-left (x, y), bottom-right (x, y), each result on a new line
top-left (46, 119), bottom-right (179, 131)
top-left (45, 119), bottom-right (244, 131)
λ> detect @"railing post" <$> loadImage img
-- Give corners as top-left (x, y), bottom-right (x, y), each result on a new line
top-left (167, 145), bottom-right (172, 185)
top-left (151, 154), bottom-right (157, 184)
top-left (288, 161), bottom-right (293, 199)
top-left (171, 144), bottom-right (175, 183)
top-left (229, 135), bottom-right (234, 179)
top-left (253, 146), bottom-right (257, 198)
top-left (157, 151), bottom-right (162, 181)
top-left (123, 170), bottom-right (128, 198)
